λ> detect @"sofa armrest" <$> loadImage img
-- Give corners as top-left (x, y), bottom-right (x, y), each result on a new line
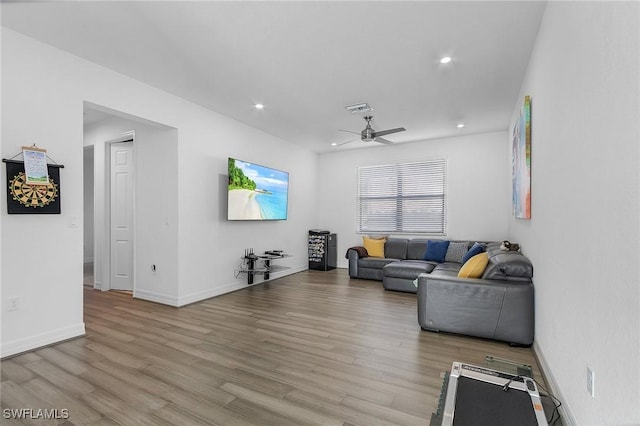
top-left (347, 247), bottom-right (367, 278)
top-left (417, 274), bottom-right (534, 345)
top-left (346, 246), bottom-right (369, 259)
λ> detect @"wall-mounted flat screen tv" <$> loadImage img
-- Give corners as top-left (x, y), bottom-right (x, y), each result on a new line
top-left (227, 158), bottom-right (289, 221)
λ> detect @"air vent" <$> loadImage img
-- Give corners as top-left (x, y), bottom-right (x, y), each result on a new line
top-left (345, 102), bottom-right (373, 114)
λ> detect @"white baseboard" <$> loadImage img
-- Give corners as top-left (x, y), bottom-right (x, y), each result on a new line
top-left (133, 289), bottom-right (180, 307)
top-left (1, 322), bottom-right (86, 359)
top-left (177, 265), bottom-right (308, 307)
top-left (533, 341), bottom-right (577, 425)
top-left (134, 266), bottom-right (307, 307)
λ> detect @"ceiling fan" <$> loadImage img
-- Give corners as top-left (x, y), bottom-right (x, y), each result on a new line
top-left (335, 115), bottom-right (406, 146)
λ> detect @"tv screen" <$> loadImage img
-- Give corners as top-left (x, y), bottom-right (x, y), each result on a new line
top-left (227, 158), bottom-right (289, 220)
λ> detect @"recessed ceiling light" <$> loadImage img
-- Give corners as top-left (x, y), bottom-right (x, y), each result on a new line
top-left (331, 142), bottom-right (338, 146)
top-left (254, 103), bottom-right (264, 110)
top-left (440, 56), bottom-right (452, 64)
top-left (456, 123), bottom-right (465, 128)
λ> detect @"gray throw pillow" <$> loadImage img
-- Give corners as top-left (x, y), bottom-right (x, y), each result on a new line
top-left (445, 241), bottom-right (470, 263)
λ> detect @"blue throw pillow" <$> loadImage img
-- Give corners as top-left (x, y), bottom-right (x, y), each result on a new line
top-left (462, 242), bottom-right (486, 264)
top-left (424, 240), bottom-right (450, 263)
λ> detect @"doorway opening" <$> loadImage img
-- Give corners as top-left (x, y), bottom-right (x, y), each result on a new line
top-left (83, 101), bottom-right (178, 304)
top-left (83, 105), bottom-right (137, 295)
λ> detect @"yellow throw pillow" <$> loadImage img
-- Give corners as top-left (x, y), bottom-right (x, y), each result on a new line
top-left (457, 252), bottom-right (489, 278)
top-left (363, 237), bottom-right (385, 258)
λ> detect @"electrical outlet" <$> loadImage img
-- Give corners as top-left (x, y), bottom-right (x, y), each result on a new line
top-left (8, 297), bottom-right (20, 311)
top-left (587, 366), bottom-right (595, 398)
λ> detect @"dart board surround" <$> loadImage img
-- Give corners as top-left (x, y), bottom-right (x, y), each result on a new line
top-left (4, 160), bottom-right (62, 214)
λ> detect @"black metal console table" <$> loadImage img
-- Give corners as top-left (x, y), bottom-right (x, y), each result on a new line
top-left (236, 251), bottom-right (291, 284)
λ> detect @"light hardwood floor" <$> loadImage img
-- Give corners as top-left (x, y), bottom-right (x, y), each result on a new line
top-left (1, 269), bottom-right (544, 425)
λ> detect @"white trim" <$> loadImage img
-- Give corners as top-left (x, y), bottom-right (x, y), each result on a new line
top-left (182, 266), bottom-right (308, 307)
top-left (94, 280), bottom-right (103, 291)
top-left (133, 289), bottom-right (180, 307)
top-left (134, 267), bottom-right (307, 307)
top-left (533, 341), bottom-right (577, 425)
top-left (0, 323), bottom-right (85, 359)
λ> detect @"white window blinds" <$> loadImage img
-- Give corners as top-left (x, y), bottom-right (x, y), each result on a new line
top-left (357, 159), bottom-right (447, 234)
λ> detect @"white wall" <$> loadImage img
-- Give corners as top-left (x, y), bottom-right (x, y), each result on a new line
top-left (1, 30), bottom-right (86, 356)
top-left (1, 28), bottom-right (317, 357)
top-left (175, 112), bottom-right (317, 305)
top-left (317, 131), bottom-right (510, 268)
top-left (134, 125), bottom-right (180, 304)
top-left (508, 2), bottom-right (640, 424)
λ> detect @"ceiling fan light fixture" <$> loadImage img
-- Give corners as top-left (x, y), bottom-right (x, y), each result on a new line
top-left (345, 102), bottom-right (373, 114)
top-left (336, 115), bottom-right (405, 147)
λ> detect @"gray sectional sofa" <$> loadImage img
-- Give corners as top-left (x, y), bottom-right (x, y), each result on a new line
top-left (346, 238), bottom-right (535, 345)
top-left (348, 238), bottom-right (486, 291)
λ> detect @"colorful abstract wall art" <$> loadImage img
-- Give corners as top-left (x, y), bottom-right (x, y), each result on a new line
top-left (512, 95), bottom-right (531, 219)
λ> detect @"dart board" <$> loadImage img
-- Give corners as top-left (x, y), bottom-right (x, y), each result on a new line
top-left (11, 172), bottom-right (58, 207)
top-left (5, 160), bottom-right (62, 214)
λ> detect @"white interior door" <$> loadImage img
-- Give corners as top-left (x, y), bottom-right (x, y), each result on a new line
top-left (110, 141), bottom-right (134, 291)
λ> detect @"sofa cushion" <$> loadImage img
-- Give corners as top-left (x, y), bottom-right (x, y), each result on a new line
top-left (458, 252), bottom-right (489, 278)
top-left (445, 241), bottom-right (470, 263)
top-left (433, 262), bottom-right (464, 273)
top-left (424, 240), bottom-right (450, 262)
top-left (482, 246), bottom-right (533, 279)
top-left (384, 238), bottom-right (410, 259)
top-left (383, 260), bottom-right (436, 279)
top-left (363, 237), bottom-right (385, 258)
top-left (462, 242), bottom-right (486, 264)
top-left (428, 269), bottom-right (459, 278)
top-left (358, 257), bottom-right (399, 270)
top-left (407, 239), bottom-right (429, 260)
top-left (484, 244), bottom-right (505, 257)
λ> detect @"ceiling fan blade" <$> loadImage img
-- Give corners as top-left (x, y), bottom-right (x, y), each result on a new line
top-left (373, 127), bottom-right (406, 137)
top-left (374, 137), bottom-right (394, 145)
top-left (339, 129), bottom-right (361, 135)
top-left (335, 137), bottom-right (360, 146)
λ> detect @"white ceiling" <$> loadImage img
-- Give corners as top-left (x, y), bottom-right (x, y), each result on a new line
top-left (2, 1), bottom-right (546, 153)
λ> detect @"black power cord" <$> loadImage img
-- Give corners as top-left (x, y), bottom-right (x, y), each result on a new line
top-left (501, 375), bottom-right (562, 425)
top-left (531, 377), bottom-right (563, 425)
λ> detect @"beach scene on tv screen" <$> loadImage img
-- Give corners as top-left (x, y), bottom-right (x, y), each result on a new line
top-left (228, 158), bottom-right (289, 220)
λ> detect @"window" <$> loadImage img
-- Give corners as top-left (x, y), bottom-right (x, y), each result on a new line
top-left (357, 159), bottom-right (447, 234)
